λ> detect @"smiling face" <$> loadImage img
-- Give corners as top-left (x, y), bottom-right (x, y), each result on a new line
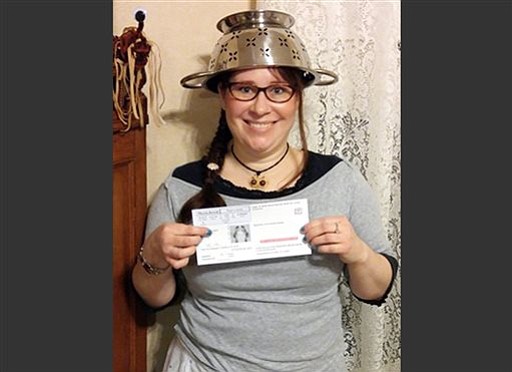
top-left (218, 68), bottom-right (301, 159)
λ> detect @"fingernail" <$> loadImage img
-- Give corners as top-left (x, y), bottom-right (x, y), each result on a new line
top-left (302, 236), bottom-right (308, 243)
top-left (299, 225), bottom-right (305, 234)
top-left (204, 229), bottom-right (212, 237)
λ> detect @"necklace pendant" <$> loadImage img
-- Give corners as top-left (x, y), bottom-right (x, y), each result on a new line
top-left (232, 143), bottom-right (290, 191)
top-left (250, 174), bottom-right (267, 189)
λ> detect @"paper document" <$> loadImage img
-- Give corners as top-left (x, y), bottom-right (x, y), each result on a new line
top-left (192, 198), bottom-right (310, 265)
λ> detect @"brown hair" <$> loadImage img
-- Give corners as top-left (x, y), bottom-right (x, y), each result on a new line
top-left (177, 67), bottom-right (309, 224)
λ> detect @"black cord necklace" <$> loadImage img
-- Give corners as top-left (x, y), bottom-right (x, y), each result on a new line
top-left (231, 143), bottom-right (290, 189)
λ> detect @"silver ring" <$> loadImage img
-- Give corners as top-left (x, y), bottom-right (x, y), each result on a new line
top-left (334, 222), bottom-right (340, 234)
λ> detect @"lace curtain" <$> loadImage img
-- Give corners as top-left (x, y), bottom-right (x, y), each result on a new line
top-left (258, 1), bottom-right (401, 371)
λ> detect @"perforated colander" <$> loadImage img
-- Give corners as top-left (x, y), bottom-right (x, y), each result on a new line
top-left (180, 10), bottom-right (338, 92)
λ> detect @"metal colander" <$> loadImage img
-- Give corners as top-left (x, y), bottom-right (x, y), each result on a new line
top-left (180, 10), bottom-right (338, 92)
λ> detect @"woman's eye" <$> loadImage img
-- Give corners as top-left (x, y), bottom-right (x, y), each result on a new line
top-left (270, 86), bottom-right (286, 95)
top-left (234, 85), bottom-right (254, 94)
top-left (241, 86), bottom-right (253, 93)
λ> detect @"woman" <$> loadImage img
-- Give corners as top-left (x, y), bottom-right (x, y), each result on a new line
top-left (132, 10), bottom-right (398, 372)
top-left (232, 225), bottom-right (250, 243)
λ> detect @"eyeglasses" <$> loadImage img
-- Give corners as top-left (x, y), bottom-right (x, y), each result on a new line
top-left (226, 82), bottom-right (296, 103)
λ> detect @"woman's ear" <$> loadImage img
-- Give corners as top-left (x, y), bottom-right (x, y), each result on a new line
top-left (219, 88), bottom-right (226, 111)
top-left (218, 86), bottom-right (227, 110)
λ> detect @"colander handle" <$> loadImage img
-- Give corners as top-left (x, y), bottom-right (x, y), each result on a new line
top-left (314, 69), bottom-right (339, 86)
top-left (180, 71), bottom-right (214, 89)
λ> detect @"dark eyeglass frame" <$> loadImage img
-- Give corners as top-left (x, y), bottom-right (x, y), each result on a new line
top-left (226, 82), bottom-right (296, 103)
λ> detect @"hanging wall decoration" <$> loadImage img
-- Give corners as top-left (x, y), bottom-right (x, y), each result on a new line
top-left (113, 10), bottom-right (165, 132)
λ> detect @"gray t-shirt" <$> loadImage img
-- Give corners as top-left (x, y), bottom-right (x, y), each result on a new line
top-left (145, 152), bottom-right (395, 371)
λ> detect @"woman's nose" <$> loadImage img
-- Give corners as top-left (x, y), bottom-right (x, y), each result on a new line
top-left (249, 91), bottom-right (271, 115)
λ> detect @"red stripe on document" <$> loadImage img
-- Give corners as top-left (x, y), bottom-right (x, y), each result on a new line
top-left (260, 237), bottom-right (298, 243)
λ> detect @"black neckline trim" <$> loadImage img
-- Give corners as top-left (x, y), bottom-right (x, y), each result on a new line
top-left (172, 151), bottom-right (342, 200)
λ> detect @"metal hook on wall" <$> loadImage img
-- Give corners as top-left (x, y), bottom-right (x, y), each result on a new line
top-left (135, 9), bottom-right (146, 37)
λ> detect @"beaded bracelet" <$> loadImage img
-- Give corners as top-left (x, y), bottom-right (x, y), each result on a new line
top-left (137, 246), bottom-right (170, 276)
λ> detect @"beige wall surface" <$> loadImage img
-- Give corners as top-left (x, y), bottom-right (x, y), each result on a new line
top-left (114, 1), bottom-right (253, 371)
top-left (114, 1), bottom-right (254, 202)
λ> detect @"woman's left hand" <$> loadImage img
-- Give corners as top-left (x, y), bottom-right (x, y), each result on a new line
top-left (301, 216), bottom-right (369, 265)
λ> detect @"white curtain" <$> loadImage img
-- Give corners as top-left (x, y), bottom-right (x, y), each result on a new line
top-left (257, 1), bottom-right (401, 371)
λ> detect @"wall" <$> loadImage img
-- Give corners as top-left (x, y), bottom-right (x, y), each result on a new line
top-left (113, 1), bottom-right (253, 371)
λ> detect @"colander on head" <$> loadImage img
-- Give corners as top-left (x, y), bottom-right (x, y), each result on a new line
top-left (180, 9), bottom-right (338, 92)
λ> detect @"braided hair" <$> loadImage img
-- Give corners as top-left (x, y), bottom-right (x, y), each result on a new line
top-left (177, 110), bottom-right (232, 223)
top-left (177, 67), bottom-right (309, 224)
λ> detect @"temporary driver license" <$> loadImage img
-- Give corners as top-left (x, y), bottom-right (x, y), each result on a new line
top-left (192, 198), bottom-right (311, 265)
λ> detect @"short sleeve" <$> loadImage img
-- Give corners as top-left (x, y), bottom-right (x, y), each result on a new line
top-left (144, 183), bottom-right (176, 238)
top-left (348, 168), bottom-right (392, 256)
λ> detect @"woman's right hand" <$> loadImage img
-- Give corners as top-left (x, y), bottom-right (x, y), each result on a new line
top-left (142, 223), bottom-right (211, 270)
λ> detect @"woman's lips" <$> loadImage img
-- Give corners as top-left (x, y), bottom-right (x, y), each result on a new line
top-left (244, 120), bottom-right (276, 129)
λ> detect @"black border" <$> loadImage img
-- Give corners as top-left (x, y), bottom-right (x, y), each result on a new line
top-left (402, 1), bottom-right (512, 371)
top-left (2, 2), bottom-right (113, 371)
